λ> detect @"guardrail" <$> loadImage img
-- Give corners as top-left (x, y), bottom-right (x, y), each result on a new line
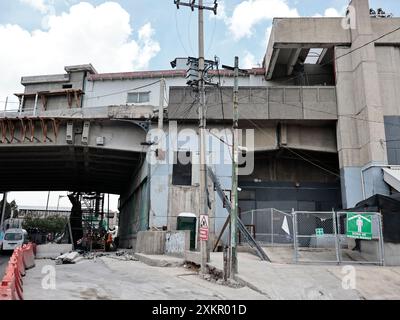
top-left (0, 243), bottom-right (36, 300)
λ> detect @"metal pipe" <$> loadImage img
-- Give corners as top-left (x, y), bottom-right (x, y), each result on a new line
top-left (378, 212), bottom-right (385, 266)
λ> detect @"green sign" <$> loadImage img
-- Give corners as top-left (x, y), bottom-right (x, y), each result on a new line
top-left (315, 228), bottom-right (324, 236)
top-left (347, 213), bottom-right (372, 240)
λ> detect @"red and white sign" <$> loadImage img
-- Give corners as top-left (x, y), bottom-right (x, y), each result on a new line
top-left (199, 214), bottom-right (209, 241)
top-left (199, 228), bottom-right (209, 241)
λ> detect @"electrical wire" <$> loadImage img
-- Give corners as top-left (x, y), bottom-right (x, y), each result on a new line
top-left (244, 117), bottom-right (341, 178)
top-left (215, 57), bottom-right (233, 159)
top-left (175, 9), bottom-right (190, 57)
top-left (322, 25), bottom-right (400, 68)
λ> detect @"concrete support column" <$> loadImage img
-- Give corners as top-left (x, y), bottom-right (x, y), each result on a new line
top-left (337, 0), bottom-right (389, 208)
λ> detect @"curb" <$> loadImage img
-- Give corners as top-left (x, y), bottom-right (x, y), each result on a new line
top-left (134, 253), bottom-right (184, 268)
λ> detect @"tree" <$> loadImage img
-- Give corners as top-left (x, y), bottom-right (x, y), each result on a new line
top-left (0, 199), bottom-right (19, 221)
top-left (22, 214), bottom-right (68, 235)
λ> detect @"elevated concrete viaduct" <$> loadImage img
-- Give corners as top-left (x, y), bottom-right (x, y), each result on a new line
top-left (0, 105), bottom-right (152, 194)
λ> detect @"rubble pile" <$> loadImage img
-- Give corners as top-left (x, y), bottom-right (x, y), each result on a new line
top-left (55, 252), bottom-right (83, 265)
top-left (55, 250), bottom-right (138, 264)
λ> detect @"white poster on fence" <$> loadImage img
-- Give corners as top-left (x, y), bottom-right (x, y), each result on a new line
top-left (282, 216), bottom-right (290, 236)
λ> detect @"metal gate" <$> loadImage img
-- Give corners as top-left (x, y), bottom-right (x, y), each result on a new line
top-left (293, 211), bottom-right (384, 265)
top-left (240, 209), bottom-right (385, 265)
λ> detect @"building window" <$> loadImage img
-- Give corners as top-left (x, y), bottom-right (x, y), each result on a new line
top-left (127, 92), bottom-right (150, 104)
top-left (172, 151), bottom-right (192, 186)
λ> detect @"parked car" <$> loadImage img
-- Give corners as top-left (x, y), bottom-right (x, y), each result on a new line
top-left (0, 229), bottom-right (29, 252)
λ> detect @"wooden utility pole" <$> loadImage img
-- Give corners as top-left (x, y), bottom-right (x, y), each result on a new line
top-left (230, 57), bottom-right (240, 277)
top-left (174, 0), bottom-right (217, 274)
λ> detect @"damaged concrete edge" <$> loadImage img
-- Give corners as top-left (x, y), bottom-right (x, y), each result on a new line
top-left (133, 253), bottom-right (185, 268)
top-left (1, 105), bottom-right (154, 120)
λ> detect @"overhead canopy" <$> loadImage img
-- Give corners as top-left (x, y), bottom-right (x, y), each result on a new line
top-left (347, 194), bottom-right (400, 243)
top-left (383, 168), bottom-right (400, 192)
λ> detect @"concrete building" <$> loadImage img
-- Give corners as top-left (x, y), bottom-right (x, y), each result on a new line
top-left (1, 0), bottom-right (400, 250)
top-left (263, 0), bottom-right (400, 210)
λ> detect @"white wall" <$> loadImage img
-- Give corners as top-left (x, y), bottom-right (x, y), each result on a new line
top-left (83, 74), bottom-right (266, 109)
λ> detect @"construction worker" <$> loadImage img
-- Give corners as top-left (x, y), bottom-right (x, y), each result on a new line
top-left (105, 232), bottom-right (113, 252)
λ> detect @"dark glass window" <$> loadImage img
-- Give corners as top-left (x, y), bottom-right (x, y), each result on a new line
top-left (172, 151), bottom-right (192, 186)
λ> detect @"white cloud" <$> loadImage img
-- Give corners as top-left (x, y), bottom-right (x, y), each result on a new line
top-left (0, 2), bottom-right (160, 104)
top-left (314, 7), bottom-right (345, 17)
top-left (227, 0), bottom-right (299, 40)
top-left (19, 0), bottom-right (51, 13)
top-left (211, 0), bottom-right (228, 22)
top-left (242, 51), bottom-right (258, 68)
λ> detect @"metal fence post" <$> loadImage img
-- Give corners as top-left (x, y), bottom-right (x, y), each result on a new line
top-left (251, 209), bottom-right (254, 241)
top-left (336, 211), bottom-right (342, 264)
top-left (292, 209), bottom-right (298, 263)
top-left (271, 209), bottom-right (274, 246)
top-left (378, 213), bottom-right (385, 266)
top-left (333, 210), bottom-right (340, 265)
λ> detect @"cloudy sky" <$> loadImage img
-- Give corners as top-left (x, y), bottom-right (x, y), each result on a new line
top-left (1, 0), bottom-right (399, 210)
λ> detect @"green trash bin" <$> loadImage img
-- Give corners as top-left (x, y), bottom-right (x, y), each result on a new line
top-left (177, 215), bottom-right (197, 251)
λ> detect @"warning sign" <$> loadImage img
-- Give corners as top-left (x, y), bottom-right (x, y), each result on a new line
top-left (200, 215), bottom-right (209, 229)
top-left (199, 215), bottom-right (209, 241)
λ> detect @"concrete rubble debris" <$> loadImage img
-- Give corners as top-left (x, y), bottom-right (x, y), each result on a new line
top-left (55, 252), bottom-right (82, 265)
top-left (82, 251), bottom-right (138, 262)
top-left (55, 250), bottom-right (139, 265)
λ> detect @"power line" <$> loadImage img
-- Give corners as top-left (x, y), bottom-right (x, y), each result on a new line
top-left (322, 25), bottom-right (400, 67)
top-left (245, 117), bottom-right (341, 178)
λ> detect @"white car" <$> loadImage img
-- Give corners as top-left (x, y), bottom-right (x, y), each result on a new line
top-left (0, 229), bottom-right (29, 252)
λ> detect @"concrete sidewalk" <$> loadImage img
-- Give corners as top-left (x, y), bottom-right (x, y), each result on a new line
top-left (206, 252), bottom-right (400, 300)
top-left (23, 256), bottom-right (265, 300)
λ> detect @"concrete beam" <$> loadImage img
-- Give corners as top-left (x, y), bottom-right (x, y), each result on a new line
top-left (317, 48), bottom-right (329, 65)
top-left (1, 105), bottom-right (155, 121)
top-left (266, 49), bottom-right (280, 80)
top-left (287, 48), bottom-right (302, 76)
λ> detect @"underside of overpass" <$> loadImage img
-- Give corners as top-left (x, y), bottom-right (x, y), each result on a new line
top-left (0, 146), bottom-right (143, 194)
top-left (0, 106), bottom-right (151, 194)
top-left (239, 148), bottom-right (342, 213)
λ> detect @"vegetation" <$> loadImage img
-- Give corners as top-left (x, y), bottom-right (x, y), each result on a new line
top-left (0, 199), bottom-right (18, 221)
top-left (22, 214), bottom-right (68, 235)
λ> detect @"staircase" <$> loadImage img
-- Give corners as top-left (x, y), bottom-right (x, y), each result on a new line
top-left (207, 167), bottom-right (270, 261)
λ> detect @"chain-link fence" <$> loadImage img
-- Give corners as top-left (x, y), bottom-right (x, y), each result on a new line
top-left (241, 209), bottom-right (294, 246)
top-left (336, 212), bottom-right (384, 265)
top-left (293, 211), bottom-right (339, 263)
top-left (239, 209), bottom-right (384, 265)
top-left (293, 211), bottom-right (384, 265)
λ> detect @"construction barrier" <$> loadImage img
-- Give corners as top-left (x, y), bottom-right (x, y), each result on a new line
top-left (0, 242), bottom-right (36, 300)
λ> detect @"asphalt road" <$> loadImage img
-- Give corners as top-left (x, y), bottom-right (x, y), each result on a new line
top-left (0, 253), bottom-right (11, 279)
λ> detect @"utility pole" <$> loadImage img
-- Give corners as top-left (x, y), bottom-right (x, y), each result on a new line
top-left (222, 57), bottom-right (247, 277)
top-left (174, 0), bottom-right (217, 274)
top-left (230, 57), bottom-right (239, 277)
top-left (107, 193), bottom-right (110, 230)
